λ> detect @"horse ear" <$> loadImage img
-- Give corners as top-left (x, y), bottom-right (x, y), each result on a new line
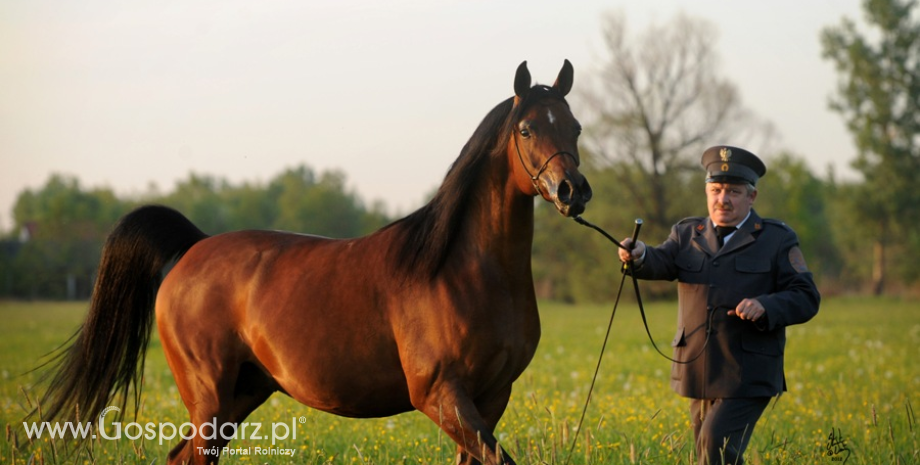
top-left (553, 59), bottom-right (574, 96)
top-left (514, 61), bottom-right (531, 98)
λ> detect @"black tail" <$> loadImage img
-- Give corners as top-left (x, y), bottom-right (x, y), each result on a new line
top-left (38, 205), bottom-right (207, 424)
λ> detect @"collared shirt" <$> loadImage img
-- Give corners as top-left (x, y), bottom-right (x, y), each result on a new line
top-left (711, 211), bottom-right (752, 246)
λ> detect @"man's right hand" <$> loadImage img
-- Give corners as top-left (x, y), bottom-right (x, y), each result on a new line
top-left (618, 238), bottom-right (645, 263)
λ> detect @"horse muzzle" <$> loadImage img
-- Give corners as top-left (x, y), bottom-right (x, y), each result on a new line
top-left (544, 171), bottom-right (592, 217)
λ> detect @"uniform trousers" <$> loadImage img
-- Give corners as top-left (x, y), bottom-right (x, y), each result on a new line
top-left (689, 397), bottom-right (771, 465)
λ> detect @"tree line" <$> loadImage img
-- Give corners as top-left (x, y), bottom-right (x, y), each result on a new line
top-left (1, 150), bottom-right (916, 301)
top-left (0, 167), bottom-right (390, 299)
top-left (2, 0), bottom-right (917, 300)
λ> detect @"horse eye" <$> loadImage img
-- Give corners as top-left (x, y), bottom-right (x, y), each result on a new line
top-left (520, 128), bottom-right (532, 138)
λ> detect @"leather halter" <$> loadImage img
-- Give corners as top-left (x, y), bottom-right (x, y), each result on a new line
top-left (511, 127), bottom-right (578, 196)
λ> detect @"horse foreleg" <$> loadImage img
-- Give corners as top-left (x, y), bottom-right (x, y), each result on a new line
top-left (415, 383), bottom-right (516, 465)
top-left (456, 385), bottom-right (514, 465)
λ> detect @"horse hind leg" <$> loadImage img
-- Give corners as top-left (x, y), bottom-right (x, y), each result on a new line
top-left (164, 372), bottom-right (232, 464)
top-left (226, 361), bottom-right (279, 429)
top-left (166, 360), bottom-right (277, 465)
top-left (159, 307), bottom-right (278, 465)
top-left (163, 352), bottom-right (235, 465)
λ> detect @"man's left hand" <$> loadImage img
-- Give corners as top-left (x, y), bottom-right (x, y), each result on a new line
top-left (728, 298), bottom-right (765, 321)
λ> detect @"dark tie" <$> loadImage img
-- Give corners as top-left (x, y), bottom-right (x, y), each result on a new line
top-left (715, 225), bottom-right (737, 248)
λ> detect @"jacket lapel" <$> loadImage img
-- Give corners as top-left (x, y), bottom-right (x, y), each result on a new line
top-left (720, 210), bottom-right (763, 255)
top-left (694, 210), bottom-right (764, 256)
top-left (692, 221), bottom-right (719, 256)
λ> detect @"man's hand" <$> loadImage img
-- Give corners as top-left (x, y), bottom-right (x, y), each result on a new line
top-left (728, 298), bottom-right (765, 321)
top-left (618, 238), bottom-right (645, 263)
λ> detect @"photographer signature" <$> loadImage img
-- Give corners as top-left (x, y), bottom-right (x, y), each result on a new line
top-left (826, 428), bottom-right (851, 463)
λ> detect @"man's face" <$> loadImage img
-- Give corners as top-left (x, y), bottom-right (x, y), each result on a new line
top-left (706, 182), bottom-right (756, 227)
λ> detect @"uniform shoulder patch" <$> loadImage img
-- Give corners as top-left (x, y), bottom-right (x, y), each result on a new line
top-left (788, 246), bottom-right (809, 273)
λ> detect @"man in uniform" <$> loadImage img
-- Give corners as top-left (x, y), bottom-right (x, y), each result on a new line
top-left (617, 145), bottom-right (820, 464)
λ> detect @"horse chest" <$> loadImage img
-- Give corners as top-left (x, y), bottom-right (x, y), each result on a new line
top-left (463, 298), bottom-right (541, 385)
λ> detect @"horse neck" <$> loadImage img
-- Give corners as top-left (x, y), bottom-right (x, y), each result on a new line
top-left (458, 149), bottom-right (535, 274)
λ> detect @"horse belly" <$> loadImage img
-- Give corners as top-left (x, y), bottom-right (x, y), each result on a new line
top-left (277, 357), bottom-right (414, 418)
top-left (244, 242), bottom-right (414, 418)
top-left (255, 308), bottom-right (413, 418)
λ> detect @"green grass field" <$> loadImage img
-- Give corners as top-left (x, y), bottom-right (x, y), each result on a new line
top-left (1, 297), bottom-right (917, 464)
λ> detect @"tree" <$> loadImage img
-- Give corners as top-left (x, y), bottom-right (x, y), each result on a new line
top-left (529, 12), bottom-right (786, 302)
top-left (9, 175), bottom-right (126, 299)
top-left (160, 174), bottom-right (233, 234)
top-left (577, 11), bottom-right (771, 238)
top-left (268, 165), bottom-right (367, 238)
top-left (754, 153), bottom-right (842, 283)
top-left (821, 0), bottom-right (920, 294)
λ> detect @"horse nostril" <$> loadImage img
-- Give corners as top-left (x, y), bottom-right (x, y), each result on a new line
top-left (557, 179), bottom-right (573, 204)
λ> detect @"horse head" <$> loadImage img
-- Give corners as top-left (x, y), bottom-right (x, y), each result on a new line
top-left (509, 60), bottom-right (592, 217)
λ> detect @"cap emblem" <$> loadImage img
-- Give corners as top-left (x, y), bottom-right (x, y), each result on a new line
top-left (720, 147), bottom-right (732, 162)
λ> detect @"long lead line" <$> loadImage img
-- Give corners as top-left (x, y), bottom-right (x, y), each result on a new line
top-left (562, 217), bottom-right (641, 465)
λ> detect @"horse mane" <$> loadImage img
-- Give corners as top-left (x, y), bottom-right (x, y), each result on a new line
top-left (389, 86), bottom-right (567, 279)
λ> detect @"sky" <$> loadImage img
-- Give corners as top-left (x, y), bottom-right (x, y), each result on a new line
top-left (0, 0), bottom-right (865, 232)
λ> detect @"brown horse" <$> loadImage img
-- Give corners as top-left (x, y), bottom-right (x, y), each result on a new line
top-left (40, 60), bottom-right (591, 465)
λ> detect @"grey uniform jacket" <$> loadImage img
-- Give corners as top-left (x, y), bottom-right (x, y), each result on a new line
top-left (632, 210), bottom-right (820, 399)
